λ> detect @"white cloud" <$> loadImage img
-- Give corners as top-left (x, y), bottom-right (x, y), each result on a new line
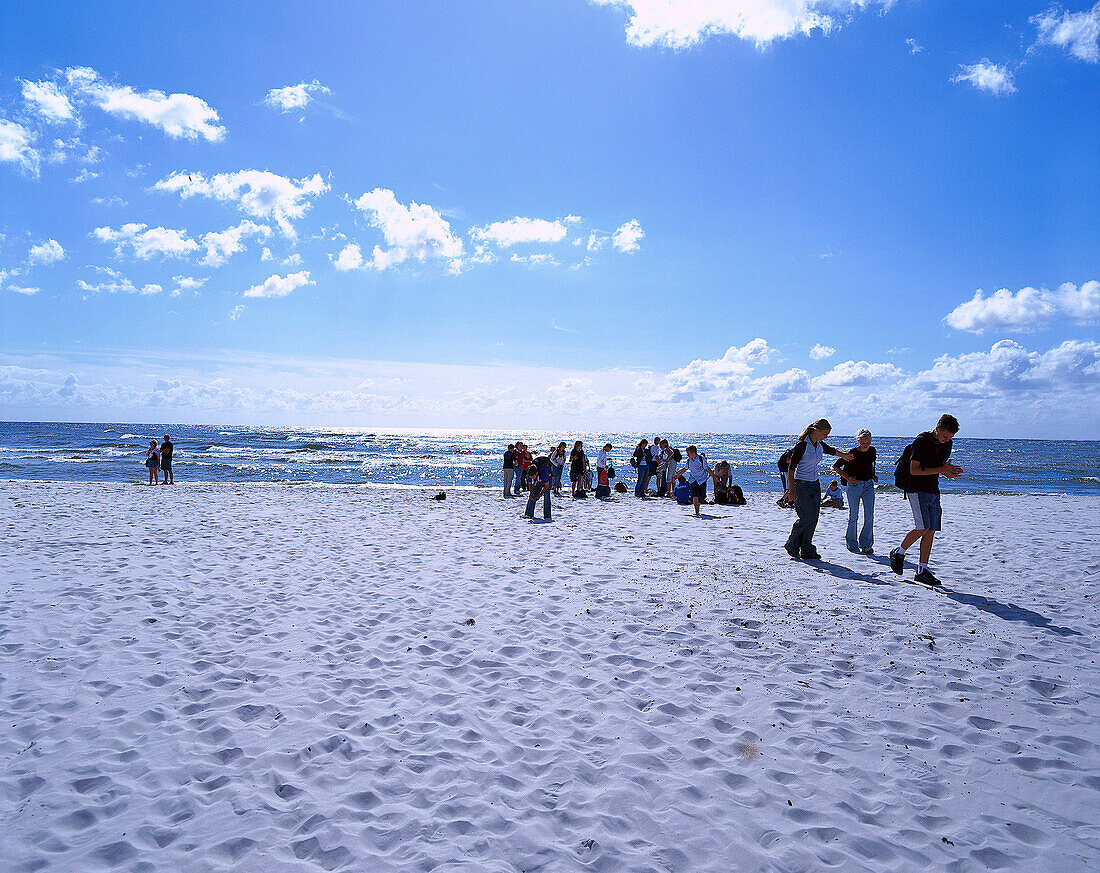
top-left (264, 80), bottom-right (332, 112)
top-left (0, 268), bottom-right (21, 290)
top-left (510, 253), bottom-right (558, 266)
top-left (0, 119), bottom-right (40, 176)
top-left (139, 283), bottom-right (164, 296)
top-left (812, 359), bottom-right (903, 388)
top-left (333, 243), bottom-right (364, 271)
top-left (66, 66), bottom-right (225, 141)
top-left (612, 219), bottom-right (644, 252)
top-left (587, 232), bottom-right (604, 252)
top-left (470, 217), bottom-right (569, 247)
top-left (261, 247), bottom-right (274, 262)
top-left (282, 252), bottom-right (303, 267)
top-left (1032, 2), bottom-right (1100, 62)
top-left (905, 37), bottom-right (923, 54)
top-left (229, 305), bottom-right (245, 321)
top-left (20, 79), bottom-right (75, 123)
top-left (77, 266), bottom-right (138, 295)
top-left (70, 168), bottom-right (98, 183)
top-left (951, 60), bottom-right (1017, 95)
top-left (590, 0), bottom-right (893, 49)
top-left (172, 275), bottom-right (207, 292)
top-left (28, 239), bottom-right (66, 265)
top-left (155, 170), bottom-right (329, 240)
top-left (663, 338), bottom-right (774, 395)
top-left (200, 220), bottom-right (273, 267)
top-left (809, 343), bottom-right (835, 360)
top-left (911, 339), bottom-right (1100, 398)
top-left (944, 280), bottom-right (1099, 332)
top-left (93, 223), bottom-right (199, 260)
top-left (9, 284), bottom-right (41, 296)
top-left (243, 270), bottom-right (313, 298)
top-left (352, 188), bottom-right (464, 271)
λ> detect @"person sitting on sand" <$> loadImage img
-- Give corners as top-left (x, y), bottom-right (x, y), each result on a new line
top-left (822, 479), bottom-right (845, 508)
top-left (160, 434), bottom-right (174, 485)
top-left (674, 445), bottom-right (712, 516)
top-left (145, 440), bottom-right (160, 486)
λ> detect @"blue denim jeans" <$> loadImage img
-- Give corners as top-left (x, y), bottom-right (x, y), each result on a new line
top-left (525, 485), bottom-right (551, 519)
top-left (785, 480), bottom-right (821, 554)
top-left (845, 480), bottom-right (875, 551)
top-left (635, 463), bottom-right (651, 496)
top-left (552, 465), bottom-right (563, 492)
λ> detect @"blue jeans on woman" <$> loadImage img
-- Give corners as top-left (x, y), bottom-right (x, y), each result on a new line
top-left (785, 480), bottom-right (821, 556)
top-left (552, 465), bottom-right (563, 493)
top-left (635, 463), bottom-right (651, 497)
top-left (845, 479), bottom-right (875, 551)
top-left (525, 486), bottom-right (551, 520)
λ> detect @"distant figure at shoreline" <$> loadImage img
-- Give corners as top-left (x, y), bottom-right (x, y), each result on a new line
top-left (145, 440), bottom-right (160, 486)
top-left (502, 444), bottom-right (516, 498)
top-left (160, 434), bottom-right (174, 485)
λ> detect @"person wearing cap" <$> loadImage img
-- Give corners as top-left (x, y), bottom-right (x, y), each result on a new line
top-left (833, 428), bottom-right (877, 554)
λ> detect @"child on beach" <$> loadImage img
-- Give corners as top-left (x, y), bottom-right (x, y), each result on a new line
top-left (821, 480), bottom-right (845, 508)
top-left (595, 443), bottom-right (613, 499)
top-left (674, 445), bottom-right (712, 516)
top-left (890, 414), bottom-right (963, 586)
top-left (145, 440), bottom-right (160, 485)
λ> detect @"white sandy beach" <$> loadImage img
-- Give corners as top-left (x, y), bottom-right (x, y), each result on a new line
top-left (1, 481), bottom-right (1098, 872)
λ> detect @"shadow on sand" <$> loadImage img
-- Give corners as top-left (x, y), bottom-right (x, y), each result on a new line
top-left (806, 556), bottom-right (1081, 636)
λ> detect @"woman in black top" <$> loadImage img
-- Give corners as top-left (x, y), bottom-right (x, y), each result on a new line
top-left (569, 441), bottom-right (587, 497)
top-left (834, 428), bottom-right (877, 554)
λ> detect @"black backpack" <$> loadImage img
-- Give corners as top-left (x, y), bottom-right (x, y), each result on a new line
top-left (777, 447), bottom-right (795, 473)
top-left (893, 442), bottom-right (916, 492)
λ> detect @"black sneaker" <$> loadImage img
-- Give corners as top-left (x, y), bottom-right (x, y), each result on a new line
top-left (861, 547), bottom-right (875, 556)
top-left (889, 548), bottom-right (905, 575)
top-left (800, 550), bottom-right (822, 560)
top-left (784, 544), bottom-right (800, 559)
top-left (914, 568), bottom-right (942, 586)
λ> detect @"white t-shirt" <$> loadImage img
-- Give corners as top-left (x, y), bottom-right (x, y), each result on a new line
top-left (596, 449), bottom-right (608, 469)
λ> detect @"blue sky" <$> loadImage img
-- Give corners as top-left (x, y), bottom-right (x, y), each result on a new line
top-left (1, 0), bottom-right (1098, 437)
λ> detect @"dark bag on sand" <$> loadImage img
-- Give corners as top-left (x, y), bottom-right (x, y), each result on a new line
top-left (595, 484), bottom-right (611, 498)
top-left (778, 447), bottom-right (795, 473)
top-left (574, 489), bottom-right (588, 499)
top-left (714, 485), bottom-right (731, 505)
top-left (614, 482), bottom-right (628, 493)
top-left (893, 442), bottom-right (916, 492)
top-left (731, 484), bottom-right (746, 505)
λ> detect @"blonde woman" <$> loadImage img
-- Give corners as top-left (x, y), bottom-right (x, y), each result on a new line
top-left (782, 419), bottom-right (852, 560)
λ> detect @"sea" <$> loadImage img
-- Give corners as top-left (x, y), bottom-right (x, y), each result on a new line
top-left (1, 421), bottom-right (1097, 495)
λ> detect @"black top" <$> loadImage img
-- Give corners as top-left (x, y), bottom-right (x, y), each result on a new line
top-left (569, 449), bottom-right (586, 479)
top-left (503, 450), bottom-right (515, 470)
top-left (838, 445), bottom-right (875, 481)
top-left (910, 431), bottom-right (952, 494)
top-left (161, 439), bottom-right (173, 460)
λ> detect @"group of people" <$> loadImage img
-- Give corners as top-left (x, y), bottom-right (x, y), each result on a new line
top-left (503, 413), bottom-right (962, 585)
top-left (143, 434), bottom-right (174, 485)
top-left (780, 414), bottom-right (961, 586)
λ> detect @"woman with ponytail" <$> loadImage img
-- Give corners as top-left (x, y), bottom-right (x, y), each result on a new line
top-left (783, 419), bottom-right (853, 560)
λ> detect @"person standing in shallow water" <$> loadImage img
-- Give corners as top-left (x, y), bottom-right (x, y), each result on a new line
top-left (160, 434), bottom-right (174, 485)
top-left (783, 419), bottom-right (852, 560)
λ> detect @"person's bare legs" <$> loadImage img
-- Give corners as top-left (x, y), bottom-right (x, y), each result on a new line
top-left (901, 529), bottom-right (934, 564)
